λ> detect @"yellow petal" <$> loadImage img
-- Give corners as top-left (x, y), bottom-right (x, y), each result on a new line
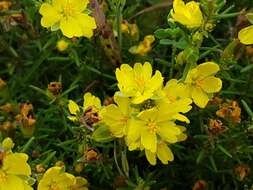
top-left (191, 87), bottom-right (209, 108)
top-left (83, 92), bottom-right (101, 110)
top-left (157, 143), bottom-right (174, 164)
top-left (141, 129), bottom-right (157, 153)
top-left (68, 100), bottom-right (80, 115)
top-left (145, 149), bottom-right (156, 165)
top-left (172, 113), bottom-right (190, 123)
top-left (147, 70), bottom-right (163, 92)
top-left (157, 122), bottom-right (180, 143)
top-left (3, 153), bottom-right (31, 176)
top-left (127, 119), bottom-right (143, 143)
top-left (24, 183), bottom-right (34, 190)
top-left (71, 0), bottom-right (89, 12)
top-left (196, 62), bottom-right (220, 79)
top-left (75, 13), bottom-right (96, 38)
top-left (114, 94), bottom-right (130, 115)
top-left (138, 108), bottom-right (158, 122)
top-left (67, 116), bottom-right (78, 122)
top-left (1, 174), bottom-right (25, 190)
top-left (238, 25), bottom-right (253, 45)
top-left (39, 3), bottom-right (61, 28)
top-left (201, 76), bottom-right (222, 93)
top-left (60, 17), bottom-right (83, 38)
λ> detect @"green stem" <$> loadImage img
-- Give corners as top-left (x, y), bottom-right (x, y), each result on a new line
top-left (169, 46), bottom-right (176, 79)
top-left (181, 62), bottom-right (193, 82)
top-left (214, 12), bottom-right (241, 20)
top-left (114, 140), bottom-right (125, 177)
top-left (116, 3), bottom-right (122, 51)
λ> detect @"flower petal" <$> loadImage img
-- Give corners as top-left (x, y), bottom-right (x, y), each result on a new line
top-left (238, 25), bottom-right (253, 45)
top-left (68, 100), bottom-right (80, 115)
top-left (141, 129), bottom-right (157, 153)
top-left (157, 143), bottom-right (174, 164)
top-left (60, 17), bottom-right (83, 38)
top-left (3, 153), bottom-right (31, 176)
top-left (39, 3), bottom-right (61, 28)
top-left (192, 87), bottom-right (209, 108)
top-left (201, 76), bottom-right (222, 93)
top-left (83, 92), bottom-right (101, 110)
top-left (196, 62), bottom-right (220, 79)
top-left (145, 149), bottom-right (156, 165)
top-left (75, 13), bottom-right (96, 38)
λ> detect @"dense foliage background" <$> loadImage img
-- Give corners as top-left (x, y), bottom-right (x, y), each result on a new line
top-left (1, 0), bottom-right (253, 189)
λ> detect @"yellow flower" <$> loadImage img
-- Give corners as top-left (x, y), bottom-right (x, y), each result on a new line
top-left (162, 79), bottom-right (192, 114)
top-left (68, 92), bottom-right (101, 121)
top-left (127, 107), bottom-right (186, 153)
top-left (116, 62), bottom-right (163, 104)
top-left (171, 0), bottom-right (203, 28)
top-left (184, 62), bottom-right (222, 108)
top-left (0, 152), bottom-right (33, 190)
top-left (102, 94), bottom-right (132, 138)
top-left (38, 166), bottom-right (76, 190)
top-left (129, 35), bottom-right (155, 56)
top-left (57, 39), bottom-right (69, 51)
top-left (70, 176), bottom-right (89, 190)
top-left (39, 0), bottom-right (96, 38)
top-left (238, 25), bottom-right (253, 45)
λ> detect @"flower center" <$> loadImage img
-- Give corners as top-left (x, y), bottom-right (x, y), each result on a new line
top-left (167, 95), bottom-right (177, 103)
top-left (195, 79), bottom-right (204, 88)
top-left (63, 2), bottom-right (75, 16)
top-left (135, 77), bottom-right (145, 87)
top-left (120, 116), bottom-right (128, 125)
top-left (0, 170), bottom-right (7, 182)
top-left (147, 121), bottom-right (158, 134)
top-left (50, 183), bottom-right (61, 190)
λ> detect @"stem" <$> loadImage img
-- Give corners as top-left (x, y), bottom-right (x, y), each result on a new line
top-left (114, 140), bottom-right (125, 177)
top-left (214, 12), bottom-right (241, 20)
top-left (169, 46), bottom-right (176, 79)
top-left (181, 62), bottom-right (193, 82)
top-left (116, 3), bottom-right (122, 51)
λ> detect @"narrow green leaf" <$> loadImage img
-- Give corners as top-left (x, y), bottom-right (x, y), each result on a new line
top-left (217, 144), bottom-right (233, 158)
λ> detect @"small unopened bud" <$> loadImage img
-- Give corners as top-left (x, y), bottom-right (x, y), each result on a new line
top-left (2, 137), bottom-right (14, 150)
top-left (74, 163), bottom-right (84, 173)
top-left (36, 164), bottom-right (45, 173)
top-left (55, 161), bottom-right (65, 167)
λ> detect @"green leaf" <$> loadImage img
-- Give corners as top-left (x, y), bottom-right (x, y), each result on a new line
top-left (217, 144), bottom-right (233, 158)
top-left (196, 150), bottom-right (205, 164)
top-left (241, 99), bottom-right (253, 120)
top-left (154, 28), bottom-right (181, 39)
top-left (92, 125), bottom-right (114, 143)
top-left (246, 13), bottom-right (253, 24)
top-left (159, 39), bottom-right (188, 49)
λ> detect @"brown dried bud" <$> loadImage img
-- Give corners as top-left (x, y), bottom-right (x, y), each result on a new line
top-left (85, 148), bottom-right (99, 162)
top-left (103, 97), bottom-right (114, 106)
top-left (192, 180), bottom-right (207, 190)
top-left (0, 103), bottom-right (13, 113)
top-left (47, 82), bottom-right (62, 96)
top-left (0, 78), bottom-right (6, 89)
top-left (235, 164), bottom-right (250, 181)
